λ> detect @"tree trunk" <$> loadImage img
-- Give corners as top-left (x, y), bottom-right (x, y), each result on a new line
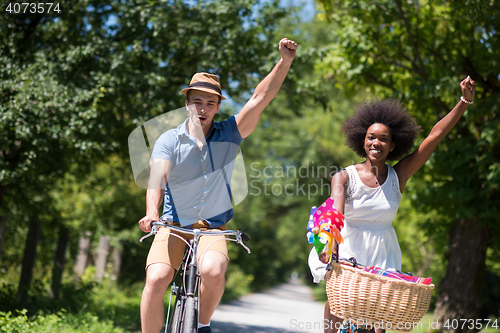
top-left (74, 231), bottom-right (92, 280)
top-left (111, 243), bottom-right (123, 281)
top-left (0, 185), bottom-right (6, 264)
top-left (434, 217), bottom-right (492, 333)
top-left (0, 216), bottom-right (6, 263)
top-left (0, 184), bottom-right (5, 207)
top-left (17, 218), bottom-right (41, 304)
top-left (94, 235), bottom-right (110, 282)
top-left (50, 225), bottom-right (69, 299)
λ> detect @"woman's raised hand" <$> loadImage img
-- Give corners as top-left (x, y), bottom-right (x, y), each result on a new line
top-left (461, 76), bottom-right (476, 103)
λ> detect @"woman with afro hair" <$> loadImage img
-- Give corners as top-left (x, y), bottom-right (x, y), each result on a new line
top-left (316, 76), bottom-right (476, 333)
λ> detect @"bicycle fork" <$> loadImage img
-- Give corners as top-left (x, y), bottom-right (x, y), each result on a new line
top-left (182, 230), bottom-right (201, 333)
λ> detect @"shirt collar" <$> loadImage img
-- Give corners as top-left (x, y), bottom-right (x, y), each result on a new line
top-left (210, 119), bottom-right (222, 131)
top-left (178, 118), bottom-right (220, 138)
top-left (177, 118), bottom-right (189, 136)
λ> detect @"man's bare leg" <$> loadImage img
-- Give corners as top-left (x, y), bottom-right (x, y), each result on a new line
top-left (198, 251), bottom-right (228, 325)
top-left (141, 263), bottom-right (176, 333)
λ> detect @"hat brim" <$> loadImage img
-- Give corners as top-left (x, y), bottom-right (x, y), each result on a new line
top-left (181, 87), bottom-right (226, 100)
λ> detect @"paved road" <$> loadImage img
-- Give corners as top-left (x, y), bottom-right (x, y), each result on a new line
top-left (211, 279), bottom-right (327, 333)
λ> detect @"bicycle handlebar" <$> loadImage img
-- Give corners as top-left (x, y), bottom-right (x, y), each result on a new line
top-left (139, 218), bottom-right (251, 254)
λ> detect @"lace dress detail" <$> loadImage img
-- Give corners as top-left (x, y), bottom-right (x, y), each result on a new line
top-left (345, 167), bottom-right (357, 202)
top-left (392, 172), bottom-right (402, 202)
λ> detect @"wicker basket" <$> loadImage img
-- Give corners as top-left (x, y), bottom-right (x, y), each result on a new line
top-left (325, 261), bottom-right (434, 332)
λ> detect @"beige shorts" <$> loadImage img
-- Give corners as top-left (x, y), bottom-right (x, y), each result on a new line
top-left (145, 220), bottom-right (228, 271)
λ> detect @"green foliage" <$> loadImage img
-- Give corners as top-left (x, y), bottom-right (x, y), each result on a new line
top-left (0, 0), bottom-right (288, 196)
top-left (0, 0), bottom-right (289, 307)
top-left (221, 258), bottom-right (254, 303)
top-left (0, 280), bottom-right (95, 315)
top-left (314, 0), bottom-right (500, 218)
top-left (0, 278), bottom-right (143, 332)
top-left (50, 155), bottom-right (146, 239)
top-left (1, 2), bottom-right (116, 188)
top-left (5, 0), bottom-right (492, 326)
top-left (85, 280), bottom-right (143, 331)
top-left (0, 309), bottom-right (125, 333)
top-left (314, 0), bottom-right (500, 269)
top-left (395, 193), bottom-right (447, 282)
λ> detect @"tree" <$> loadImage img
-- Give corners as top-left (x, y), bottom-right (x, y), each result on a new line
top-left (315, 0), bottom-right (500, 330)
top-left (1, 0), bottom-right (287, 303)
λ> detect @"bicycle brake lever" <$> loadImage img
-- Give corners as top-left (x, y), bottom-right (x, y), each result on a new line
top-left (240, 242), bottom-right (251, 254)
top-left (139, 223), bottom-right (159, 242)
top-left (235, 234), bottom-right (251, 254)
top-left (139, 231), bottom-right (154, 242)
top-left (235, 231), bottom-right (251, 254)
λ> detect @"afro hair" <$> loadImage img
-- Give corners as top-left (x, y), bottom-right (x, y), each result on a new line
top-left (342, 99), bottom-right (421, 161)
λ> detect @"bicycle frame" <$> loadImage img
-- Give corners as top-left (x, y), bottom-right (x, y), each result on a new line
top-left (140, 218), bottom-right (250, 333)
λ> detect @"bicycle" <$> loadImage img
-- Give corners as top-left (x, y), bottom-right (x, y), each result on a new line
top-left (140, 217), bottom-right (251, 333)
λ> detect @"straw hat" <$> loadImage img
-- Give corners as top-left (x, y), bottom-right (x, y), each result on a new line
top-left (181, 72), bottom-right (226, 100)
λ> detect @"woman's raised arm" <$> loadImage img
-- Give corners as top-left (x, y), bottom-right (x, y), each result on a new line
top-left (394, 76), bottom-right (476, 191)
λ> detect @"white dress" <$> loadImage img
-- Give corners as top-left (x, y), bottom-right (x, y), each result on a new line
top-left (309, 164), bottom-right (402, 282)
top-left (339, 165), bottom-right (402, 271)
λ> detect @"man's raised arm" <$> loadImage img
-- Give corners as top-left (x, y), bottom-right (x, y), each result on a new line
top-left (236, 38), bottom-right (297, 138)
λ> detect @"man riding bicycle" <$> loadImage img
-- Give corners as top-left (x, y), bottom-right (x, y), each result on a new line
top-left (138, 38), bottom-right (297, 333)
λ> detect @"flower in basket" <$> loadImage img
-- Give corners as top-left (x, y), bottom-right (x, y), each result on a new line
top-left (306, 197), bottom-right (345, 256)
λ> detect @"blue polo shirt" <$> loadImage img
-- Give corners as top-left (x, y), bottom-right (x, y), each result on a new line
top-left (150, 115), bottom-right (243, 228)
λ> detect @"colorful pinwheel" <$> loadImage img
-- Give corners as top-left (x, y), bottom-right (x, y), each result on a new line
top-left (306, 197), bottom-right (345, 256)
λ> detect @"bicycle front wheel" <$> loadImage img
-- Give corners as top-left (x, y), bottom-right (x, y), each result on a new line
top-left (167, 290), bottom-right (184, 333)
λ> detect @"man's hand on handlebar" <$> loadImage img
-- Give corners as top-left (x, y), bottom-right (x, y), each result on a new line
top-left (138, 214), bottom-right (158, 233)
